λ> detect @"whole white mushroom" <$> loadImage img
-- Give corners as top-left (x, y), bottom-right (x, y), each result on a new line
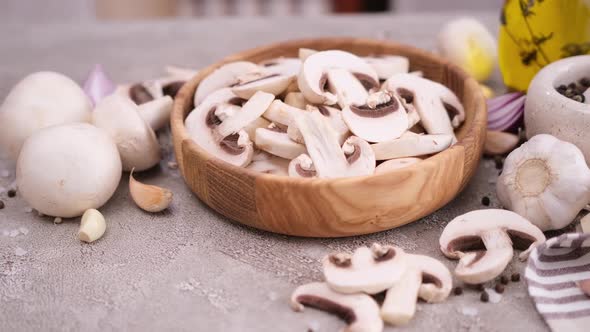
top-left (0, 71), bottom-right (92, 160)
top-left (16, 123), bottom-right (122, 218)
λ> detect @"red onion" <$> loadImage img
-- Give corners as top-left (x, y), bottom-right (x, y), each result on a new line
top-left (487, 92), bottom-right (525, 132)
top-left (83, 64), bottom-right (116, 107)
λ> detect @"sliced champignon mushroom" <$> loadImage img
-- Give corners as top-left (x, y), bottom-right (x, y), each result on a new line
top-left (137, 95), bottom-right (173, 131)
top-left (384, 73), bottom-right (464, 140)
top-left (194, 61), bottom-right (260, 106)
top-left (374, 157), bottom-right (422, 174)
top-left (288, 154), bottom-right (317, 178)
top-left (263, 99), bottom-right (306, 126)
top-left (364, 55), bottom-right (410, 80)
top-left (231, 71), bottom-right (294, 99)
top-left (310, 105), bottom-right (350, 145)
top-left (243, 116), bottom-right (271, 140)
top-left (259, 57), bottom-right (301, 76)
top-left (254, 125), bottom-right (307, 159)
top-left (185, 88), bottom-right (254, 167)
top-left (381, 254), bottom-right (452, 325)
top-left (284, 92), bottom-right (308, 109)
top-left (342, 90), bottom-right (409, 143)
top-left (291, 282), bottom-right (383, 332)
top-left (323, 243), bottom-right (407, 294)
top-left (215, 91), bottom-right (275, 138)
top-left (92, 94), bottom-right (161, 171)
top-left (439, 209), bottom-right (546, 284)
top-left (326, 68), bottom-right (370, 108)
top-left (291, 111), bottom-right (375, 178)
top-left (371, 132), bottom-right (453, 160)
top-left (298, 50), bottom-right (378, 105)
top-left (298, 48), bottom-right (317, 61)
top-left (246, 151), bottom-right (289, 176)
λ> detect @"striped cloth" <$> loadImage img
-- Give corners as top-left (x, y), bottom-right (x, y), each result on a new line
top-left (525, 233), bottom-right (590, 332)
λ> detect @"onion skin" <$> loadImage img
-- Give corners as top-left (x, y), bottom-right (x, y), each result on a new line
top-left (487, 92), bottom-right (525, 133)
top-left (83, 64), bottom-right (116, 107)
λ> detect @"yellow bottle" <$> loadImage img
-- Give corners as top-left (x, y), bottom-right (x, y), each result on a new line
top-left (498, 0), bottom-right (590, 91)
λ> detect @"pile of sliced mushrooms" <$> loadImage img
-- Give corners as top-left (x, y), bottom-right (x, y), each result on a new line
top-left (185, 48), bottom-right (465, 178)
top-left (0, 66), bottom-right (194, 243)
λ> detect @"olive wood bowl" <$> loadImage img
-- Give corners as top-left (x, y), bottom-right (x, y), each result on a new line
top-left (171, 37), bottom-right (487, 237)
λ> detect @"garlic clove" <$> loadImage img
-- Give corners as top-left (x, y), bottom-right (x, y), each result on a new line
top-left (79, 209), bottom-right (106, 243)
top-left (129, 170), bottom-right (173, 212)
top-left (484, 130), bottom-right (519, 155)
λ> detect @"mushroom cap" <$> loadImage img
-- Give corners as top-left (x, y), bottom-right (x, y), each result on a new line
top-left (185, 88), bottom-right (254, 167)
top-left (323, 244), bottom-right (407, 294)
top-left (384, 73), bottom-right (462, 139)
top-left (16, 123), bottom-right (121, 218)
top-left (92, 94), bottom-right (161, 172)
top-left (194, 61), bottom-right (260, 106)
top-left (497, 134), bottom-right (590, 231)
top-left (0, 71), bottom-right (92, 160)
top-left (290, 282), bottom-right (383, 332)
top-left (342, 92), bottom-right (409, 143)
top-left (298, 50), bottom-right (378, 105)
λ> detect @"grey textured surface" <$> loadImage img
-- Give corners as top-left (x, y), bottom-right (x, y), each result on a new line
top-left (0, 13), bottom-right (550, 332)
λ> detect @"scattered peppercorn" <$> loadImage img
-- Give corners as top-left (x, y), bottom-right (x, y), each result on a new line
top-left (580, 77), bottom-right (590, 87)
top-left (453, 287), bottom-right (463, 295)
top-left (0, 200), bottom-right (4, 209)
top-left (500, 275), bottom-right (509, 285)
top-left (475, 284), bottom-right (485, 291)
top-left (511, 273), bottom-right (521, 282)
top-left (495, 284), bottom-right (505, 294)
top-left (480, 291), bottom-right (490, 302)
top-left (494, 156), bottom-right (504, 170)
top-left (481, 196), bottom-right (491, 206)
top-left (7, 189), bottom-right (16, 198)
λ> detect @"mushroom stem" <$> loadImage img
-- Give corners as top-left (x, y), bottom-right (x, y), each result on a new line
top-left (381, 269), bottom-right (421, 326)
top-left (138, 96), bottom-right (173, 131)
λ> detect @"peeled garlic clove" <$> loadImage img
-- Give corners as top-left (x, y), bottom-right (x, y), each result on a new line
top-left (79, 209), bottom-right (106, 243)
top-left (437, 17), bottom-right (497, 82)
top-left (129, 170), bottom-right (173, 212)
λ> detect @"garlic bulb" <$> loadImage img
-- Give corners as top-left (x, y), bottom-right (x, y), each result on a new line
top-left (497, 134), bottom-right (590, 231)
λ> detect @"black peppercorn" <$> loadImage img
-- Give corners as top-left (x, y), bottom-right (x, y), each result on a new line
top-left (453, 287), bottom-right (463, 295)
top-left (7, 189), bottom-right (16, 198)
top-left (495, 284), bottom-right (505, 294)
top-left (568, 82), bottom-right (577, 89)
top-left (511, 273), bottom-right (521, 282)
top-left (573, 95), bottom-right (584, 103)
top-left (565, 88), bottom-right (575, 97)
top-left (500, 275), bottom-right (509, 285)
top-left (494, 156), bottom-right (504, 170)
top-left (0, 200), bottom-right (4, 209)
top-left (481, 196), bottom-right (491, 206)
top-left (557, 84), bottom-right (567, 92)
top-left (480, 291), bottom-right (490, 302)
top-left (580, 77), bottom-right (590, 87)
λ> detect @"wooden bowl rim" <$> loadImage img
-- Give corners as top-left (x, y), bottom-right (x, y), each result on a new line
top-left (171, 37), bottom-right (486, 185)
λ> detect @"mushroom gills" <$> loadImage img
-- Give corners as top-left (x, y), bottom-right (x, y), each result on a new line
top-left (288, 154), bottom-right (317, 178)
top-left (371, 133), bottom-right (453, 160)
top-left (291, 282), bottom-right (383, 332)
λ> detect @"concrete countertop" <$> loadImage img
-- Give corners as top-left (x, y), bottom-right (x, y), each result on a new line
top-left (0, 13), bottom-right (550, 331)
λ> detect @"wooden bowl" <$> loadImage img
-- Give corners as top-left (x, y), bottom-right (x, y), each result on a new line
top-left (171, 37), bottom-right (487, 237)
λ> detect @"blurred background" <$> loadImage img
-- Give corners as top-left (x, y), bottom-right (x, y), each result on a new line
top-left (3, 0), bottom-right (501, 22)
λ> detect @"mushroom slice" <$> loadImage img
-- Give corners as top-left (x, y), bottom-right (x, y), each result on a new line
top-left (92, 94), bottom-right (161, 171)
top-left (384, 73), bottom-right (464, 139)
top-left (326, 68), bottom-right (370, 108)
top-left (293, 111), bottom-right (375, 178)
top-left (342, 90), bottom-right (409, 143)
top-left (288, 154), bottom-right (317, 178)
top-left (246, 151), bottom-right (289, 176)
top-left (137, 95), bottom-right (173, 131)
top-left (439, 209), bottom-right (546, 284)
top-left (263, 99), bottom-right (307, 126)
top-left (298, 50), bottom-right (378, 105)
top-left (323, 243), bottom-right (407, 294)
top-left (259, 57), bottom-right (301, 76)
top-left (216, 91), bottom-right (275, 138)
top-left (291, 282), bottom-right (383, 332)
top-left (374, 157), bottom-right (422, 174)
top-left (231, 71), bottom-right (293, 99)
top-left (284, 92), bottom-right (308, 109)
top-left (364, 55), bottom-right (410, 80)
top-left (313, 105), bottom-right (350, 145)
top-left (298, 48), bottom-right (317, 61)
top-left (254, 126), bottom-right (306, 160)
top-left (371, 133), bottom-right (453, 160)
top-left (185, 89), bottom-right (254, 167)
top-left (381, 254), bottom-right (452, 325)
top-left (243, 116), bottom-right (271, 140)
top-left (194, 61), bottom-right (260, 106)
